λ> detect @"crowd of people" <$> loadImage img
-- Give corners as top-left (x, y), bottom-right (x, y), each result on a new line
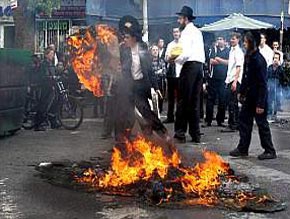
top-left (28, 45), bottom-right (80, 131)
top-left (106, 5), bottom-right (290, 160)
top-left (27, 5), bottom-right (290, 160)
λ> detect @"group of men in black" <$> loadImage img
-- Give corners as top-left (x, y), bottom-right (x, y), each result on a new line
top-left (30, 5), bottom-right (282, 160)
top-left (111, 6), bottom-right (279, 160)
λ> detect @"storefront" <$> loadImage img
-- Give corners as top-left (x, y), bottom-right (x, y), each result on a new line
top-left (34, 0), bottom-right (86, 54)
top-left (0, 1), bottom-right (15, 48)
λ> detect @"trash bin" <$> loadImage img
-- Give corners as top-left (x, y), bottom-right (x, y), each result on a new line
top-left (0, 48), bottom-right (32, 136)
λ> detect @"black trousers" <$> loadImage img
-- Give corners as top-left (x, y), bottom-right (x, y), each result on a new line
top-left (174, 61), bottom-right (203, 139)
top-left (206, 78), bottom-right (226, 124)
top-left (237, 101), bottom-right (276, 154)
top-left (166, 77), bottom-right (179, 121)
top-left (157, 76), bottom-right (165, 113)
top-left (35, 85), bottom-right (57, 128)
top-left (133, 81), bottom-right (166, 134)
top-left (102, 96), bottom-right (115, 136)
top-left (114, 79), bottom-right (166, 141)
top-left (226, 82), bottom-right (240, 129)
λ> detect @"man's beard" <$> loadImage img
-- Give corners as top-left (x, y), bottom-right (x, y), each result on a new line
top-left (179, 23), bottom-right (186, 31)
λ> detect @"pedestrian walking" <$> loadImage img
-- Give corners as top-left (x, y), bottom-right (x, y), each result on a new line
top-left (229, 32), bottom-right (277, 160)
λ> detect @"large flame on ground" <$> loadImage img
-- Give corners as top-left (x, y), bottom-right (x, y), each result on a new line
top-left (76, 136), bottom-right (232, 205)
top-left (67, 25), bottom-right (118, 97)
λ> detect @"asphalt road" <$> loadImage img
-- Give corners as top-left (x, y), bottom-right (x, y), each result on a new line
top-left (1, 115), bottom-right (290, 219)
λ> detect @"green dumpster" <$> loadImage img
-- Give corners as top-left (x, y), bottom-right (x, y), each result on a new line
top-left (0, 48), bottom-right (32, 136)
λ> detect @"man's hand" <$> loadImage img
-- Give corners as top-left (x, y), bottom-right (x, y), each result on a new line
top-left (156, 90), bottom-right (163, 99)
top-left (168, 56), bottom-right (176, 64)
top-left (210, 58), bottom-right (219, 65)
top-left (256, 107), bottom-right (265, 114)
top-left (231, 81), bottom-right (237, 92)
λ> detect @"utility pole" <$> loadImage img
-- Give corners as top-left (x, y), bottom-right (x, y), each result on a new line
top-left (280, 10), bottom-right (284, 51)
top-left (142, 0), bottom-right (148, 43)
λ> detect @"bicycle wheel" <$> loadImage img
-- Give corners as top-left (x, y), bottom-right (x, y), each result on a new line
top-left (59, 96), bottom-right (83, 130)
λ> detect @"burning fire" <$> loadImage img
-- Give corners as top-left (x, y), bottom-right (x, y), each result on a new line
top-left (75, 136), bottom-right (237, 205)
top-left (67, 25), bottom-right (118, 97)
top-left (72, 135), bottom-right (281, 210)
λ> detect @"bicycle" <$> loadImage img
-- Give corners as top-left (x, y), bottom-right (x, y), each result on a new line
top-left (23, 76), bottom-right (84, 130)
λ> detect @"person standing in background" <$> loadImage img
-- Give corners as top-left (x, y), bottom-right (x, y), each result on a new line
top-left (259, 33), bottom-right (273, 67)
top-left (151, 44), bottom-right (167, 114)
top-left (173, 6), bottom-right (205, 143)
top-left (222, 32), bottom-right (244, 133)
top-left (163, 27), bottom-right (182, 123)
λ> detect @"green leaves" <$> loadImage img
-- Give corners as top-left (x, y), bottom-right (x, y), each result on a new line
top-left (28, 0), bottom-right (61, 17)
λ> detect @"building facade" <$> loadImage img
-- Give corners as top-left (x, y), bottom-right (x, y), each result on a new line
top-left (34, 0), bottom-right (86, 54)
top-left (0, 0), bottom-right (15, 48)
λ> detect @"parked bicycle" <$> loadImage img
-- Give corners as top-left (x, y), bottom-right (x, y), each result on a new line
top-left (23, 75), bottom-right (84, 130)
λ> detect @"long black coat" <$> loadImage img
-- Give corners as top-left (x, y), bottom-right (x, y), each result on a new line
top-left (120, 42), bottom-right (158, 91)
top-left (240, 50), bottom-right (268, 109)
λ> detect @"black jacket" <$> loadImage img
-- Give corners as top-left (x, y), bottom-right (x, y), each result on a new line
top-left (267, 65), bottom-right (288, 87)
top-left (240, 50), bottom-right (268, 109)
top-left (120, 42), bottom-right (158, 90)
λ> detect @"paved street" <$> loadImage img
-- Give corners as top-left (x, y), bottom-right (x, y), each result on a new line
top-left (1, 113), bottom-right (290, 219)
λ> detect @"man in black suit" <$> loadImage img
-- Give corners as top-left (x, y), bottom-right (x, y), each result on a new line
top-left (229, 32), bottom-right (277, 160)
top-left (115, 16), bottom-right (170, 143)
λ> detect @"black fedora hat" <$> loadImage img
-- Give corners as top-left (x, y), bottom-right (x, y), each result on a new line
top-left (119, 15), bottom-right (142, 41)
top-left (176, 6), bottom-right (196, 20)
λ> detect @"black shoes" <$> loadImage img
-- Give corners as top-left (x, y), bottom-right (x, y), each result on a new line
top-left (34, 126), bottom-right (46, 131)
top-left (163, 118), bottom-right (174, 124)
top-left (258, 152), bottom-right (277, 160)
top-left (202, 123), bottom-right (211, 128)
top-left (230, 149), bottom-right (277, 160)
top-left (221, 126), bottom-right (237, 133)
top-left (229, 148), bottom-right (248, 157)
top-left (191, 136), bottom-right (201, 143)
top-left (217, 123), bottom-right (227, 127)
top-left (173, 134), bottom-right (186, 143)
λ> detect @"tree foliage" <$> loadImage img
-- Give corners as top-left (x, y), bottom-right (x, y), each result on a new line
top-left (28, 0), bottom-right (61, 16)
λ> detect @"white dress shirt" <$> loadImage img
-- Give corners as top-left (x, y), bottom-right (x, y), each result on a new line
top-left (175, 22), bottom-right (205, 65)
top-left (259, 44), bottom-right (273, 67)
top-left (225, 45), bottom-right (244, 84)
top-left (131, 44), bottom-right (143, 80)
top-left (165, 40), bottom-right (182, 78)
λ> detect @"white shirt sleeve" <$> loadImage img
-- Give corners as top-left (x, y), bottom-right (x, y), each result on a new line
top-left (235, 49), bottom-right (244, 67)
top-left (165, 42), bottom-right (172, 62)
top-left (175, 31), bottom-right (192, 65)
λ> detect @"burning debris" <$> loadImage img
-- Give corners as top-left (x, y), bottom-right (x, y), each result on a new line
top-left (67, 25), bottom-right (120, 97)
top-left (35, 136), bottom-right (286, 213)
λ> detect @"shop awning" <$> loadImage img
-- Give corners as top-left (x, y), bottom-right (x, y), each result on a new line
top-left (200, 13), bottom-right (275, 32)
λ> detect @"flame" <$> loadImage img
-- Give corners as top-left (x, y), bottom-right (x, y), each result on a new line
top-left (78, 136), bottom-right (181, 188)
top-left (178, 151), bottom-right (230, 204)
top-left (75, 135), bottom-right (272, 207)
top-left (67, 25), bottom-right (118, 97)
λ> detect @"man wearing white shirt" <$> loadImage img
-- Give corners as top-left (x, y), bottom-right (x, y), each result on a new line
top-left (222, 32), bottom-right (244, 132)
top-left (259, 33), bottom-right (273, 67)
top-left (163, 27), bottom-right (181, 123)
top-left (172, 6), bottom-right (205, 143)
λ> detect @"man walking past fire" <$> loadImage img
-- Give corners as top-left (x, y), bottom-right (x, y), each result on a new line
top-left (115, 15), bottom-right (170, 143)
top-left (229, 32), bottom-right (277, 160)
top-left (172, 6), bottom-right (205, 143)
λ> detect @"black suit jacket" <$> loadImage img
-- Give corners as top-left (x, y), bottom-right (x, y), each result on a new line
top-left (120, 42), bottom-right (158, 90)
top-left (240, 50), bottom-right (268, 109)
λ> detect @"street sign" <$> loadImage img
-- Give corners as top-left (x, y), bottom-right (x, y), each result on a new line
top-left (0, 6), bottom-right (13, 17)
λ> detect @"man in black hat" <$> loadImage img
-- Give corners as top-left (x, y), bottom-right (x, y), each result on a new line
top-left (171, 6), bottom-right (205, 143)
top-left (115, 15), bottom-right (171, 145)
